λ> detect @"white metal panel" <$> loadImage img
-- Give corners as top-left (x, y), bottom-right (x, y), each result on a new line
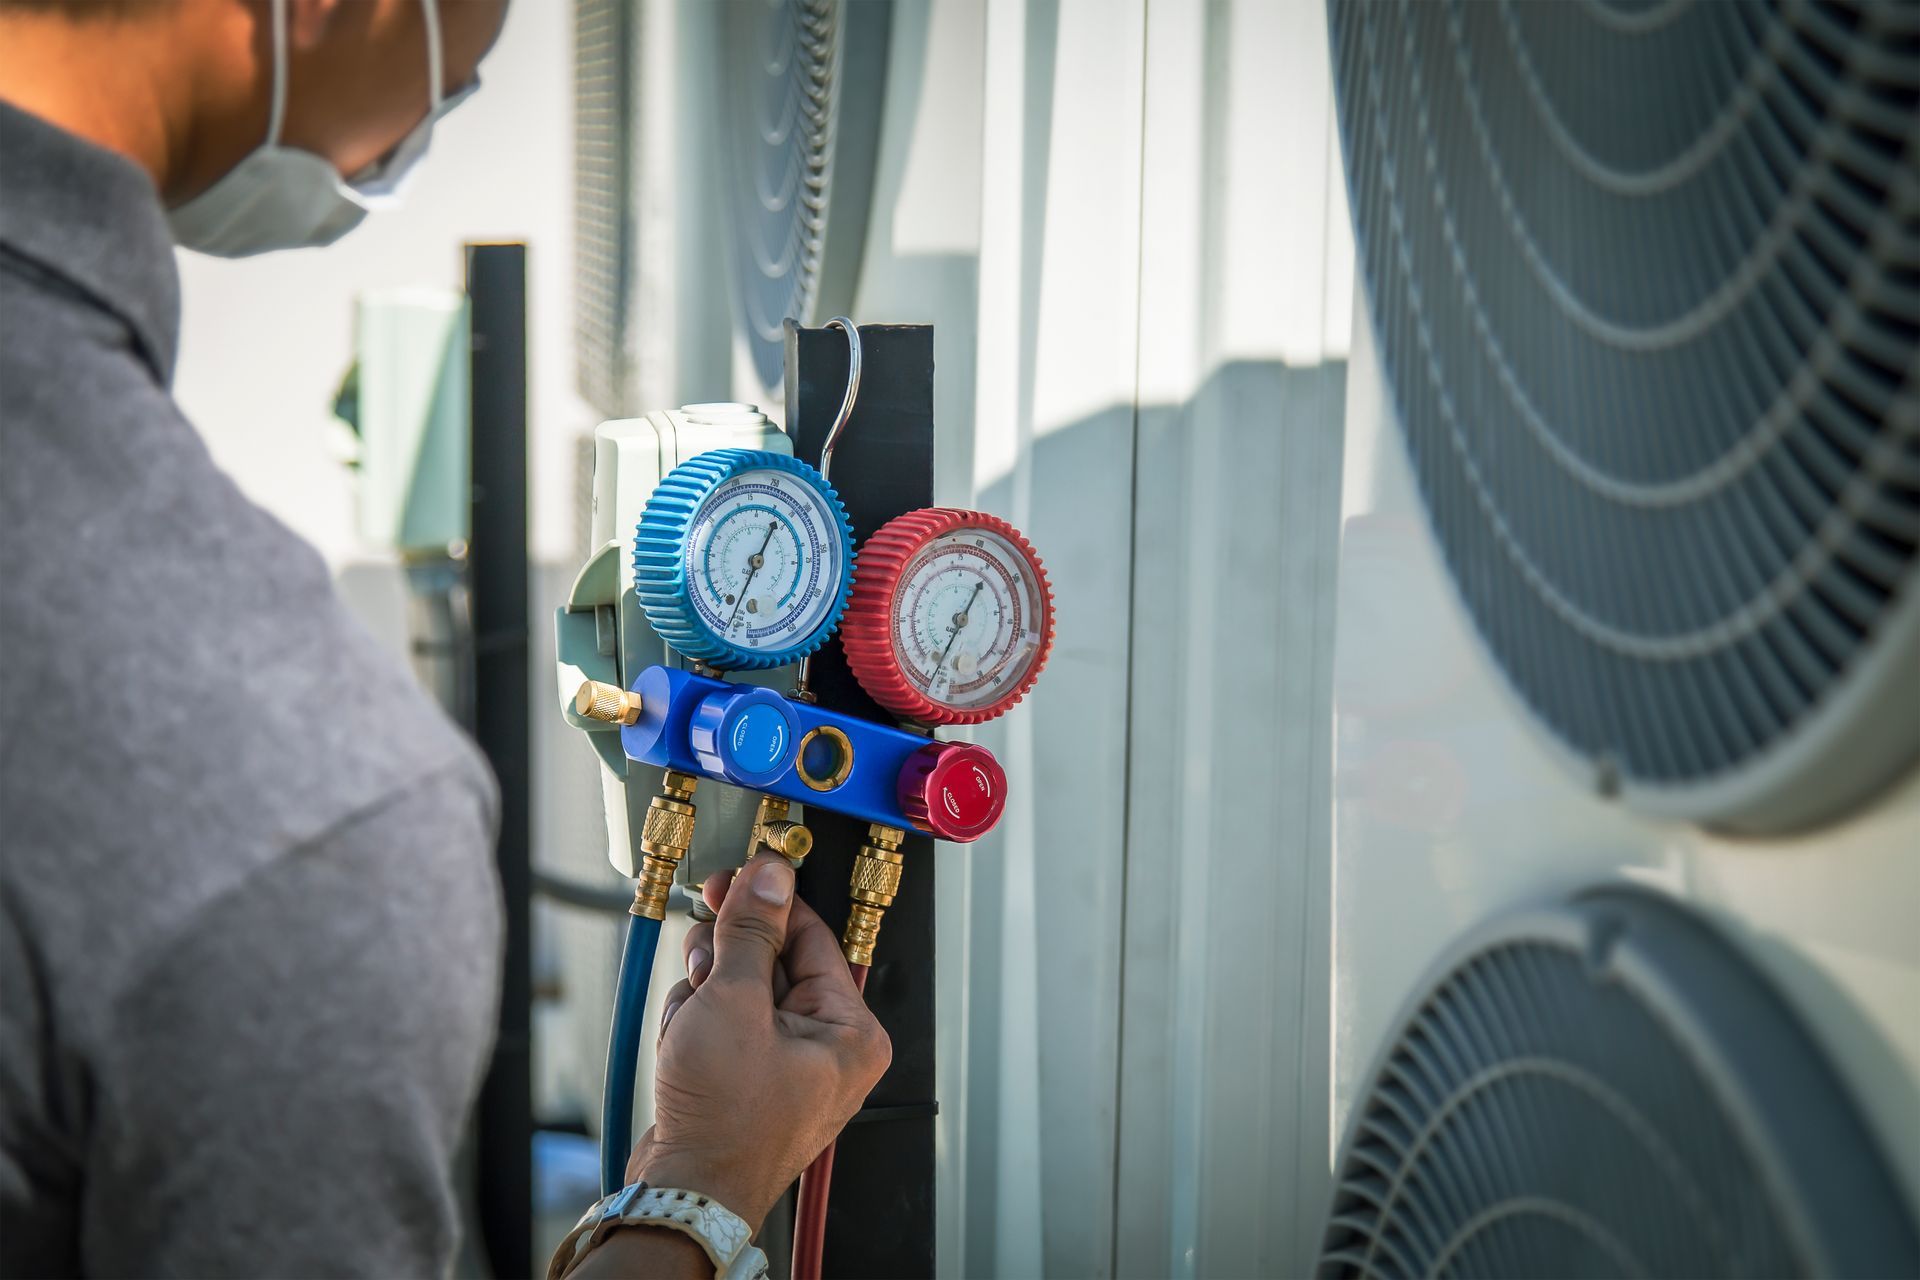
top-left (633, 0), bottom-right (732, 413)
top-left (349, 290), bottom-right (471, 553)
top-left (1116, 4), bottom-right (1351, 1277)
top-left (842, 2), bottom-right (1358, 1274)
top-left (842, 4), bottom-right (993, 1277)
top-left (963, 1), bottom-right (1146, 1274)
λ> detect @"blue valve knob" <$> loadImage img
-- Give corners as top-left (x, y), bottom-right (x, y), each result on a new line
top-left (688, 685), bottom-right (800, 789)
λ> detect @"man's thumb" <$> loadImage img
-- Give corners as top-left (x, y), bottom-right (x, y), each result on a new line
top-left (710, 854), bottom-right (794, 986)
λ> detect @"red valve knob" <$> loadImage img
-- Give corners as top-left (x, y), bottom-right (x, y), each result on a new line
top-left (898, 740), bottom-right (1006, 843)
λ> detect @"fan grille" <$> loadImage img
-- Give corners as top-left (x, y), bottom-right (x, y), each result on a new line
top-left (722, 0), bottom-right (889, 392)
top-left (572, 0), bottom-right (636, 419)
top-left (1330, 0), bottom-right (1920, 831)
top-left (1319, 890), bottom-right (1920, 1279)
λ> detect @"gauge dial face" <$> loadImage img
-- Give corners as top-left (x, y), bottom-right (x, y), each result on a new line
top-left (684, 468), bottom-right (847, 654)
top-left (892, 529), bottom-right (1047, 712)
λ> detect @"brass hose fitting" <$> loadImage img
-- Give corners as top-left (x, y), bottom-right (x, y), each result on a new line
top-left (574, 679), bottom-right (644, 726)
top-left (633, 770), bottom-right (698, 920)
top-left (747, 795), bottom-right (813, 866)
top-left (763, 820), bottom-right (813, 861)
top-left (841, 823), bottom-right (906, 967)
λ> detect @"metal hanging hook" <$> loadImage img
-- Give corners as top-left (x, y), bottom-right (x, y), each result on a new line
top-left (817, 317), bottom-right (862, 488)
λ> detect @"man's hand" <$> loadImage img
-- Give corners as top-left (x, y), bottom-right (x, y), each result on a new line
top-left (625, 853), bottom-right (891, 1233)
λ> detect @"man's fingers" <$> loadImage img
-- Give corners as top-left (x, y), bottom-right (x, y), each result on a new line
top-left (657, 978), bottom-right (693, 1044)
top-left (682, 920), bottom-right (715, 987)
top-left (780, 894), bottom-right (863, 1002)
top-left (699, 869), bottom-right (735, 917)
top-left (773, 897), bottom-right (889, 1088)
top-left (709, 854), bottom-right (794, 989)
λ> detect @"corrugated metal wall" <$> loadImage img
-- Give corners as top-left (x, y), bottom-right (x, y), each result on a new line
top-left (843, 3), bottom-right (1355, 1275)
top-left (618, 1), bottom-right (1356, 1273)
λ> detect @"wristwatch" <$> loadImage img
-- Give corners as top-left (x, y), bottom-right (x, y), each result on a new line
top-left (547, 1182), bottom-right (770, 1280)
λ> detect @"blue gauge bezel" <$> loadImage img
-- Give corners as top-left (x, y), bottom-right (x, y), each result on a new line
top-left (632, 448), bottom-right (855, 670)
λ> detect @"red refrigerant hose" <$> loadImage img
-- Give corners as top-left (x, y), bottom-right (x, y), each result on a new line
top-left (791, 961), bottom-right (869, 1280)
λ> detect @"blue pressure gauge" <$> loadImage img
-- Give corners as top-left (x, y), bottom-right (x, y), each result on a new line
top-left (633, 449), bottom-right (855, 670)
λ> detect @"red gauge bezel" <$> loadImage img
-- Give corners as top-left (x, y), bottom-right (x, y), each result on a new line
top-left (841, 508), bottom-right (1056, 726)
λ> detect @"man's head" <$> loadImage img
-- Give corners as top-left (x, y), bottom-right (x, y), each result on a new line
top-left (0, 0), bottom-right (507, 222)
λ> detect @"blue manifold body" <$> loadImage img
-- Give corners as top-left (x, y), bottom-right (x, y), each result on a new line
top-left (620, 665), bottom-right (960, 834)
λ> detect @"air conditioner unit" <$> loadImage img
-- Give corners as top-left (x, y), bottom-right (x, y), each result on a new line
top-left (573, 0), bottom-right (889, 418)
top-left (1320, 0), bottom-right (1920, 1273)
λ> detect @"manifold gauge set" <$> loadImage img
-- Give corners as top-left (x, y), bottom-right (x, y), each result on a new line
top-left (557, 322), bottom-right (1056, 1261)
top-left (606, 450), bottom-right (1053, 838)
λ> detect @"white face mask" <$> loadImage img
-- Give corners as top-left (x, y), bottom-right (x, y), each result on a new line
top-left (168, 0), bottom-right (475, 258)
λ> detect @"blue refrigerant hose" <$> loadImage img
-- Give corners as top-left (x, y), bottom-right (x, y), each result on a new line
top-left (601, 912), bottom-right (663, 1196)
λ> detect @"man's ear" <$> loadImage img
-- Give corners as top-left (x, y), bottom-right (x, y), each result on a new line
top-left (284, 0), bottom-right (342, 49)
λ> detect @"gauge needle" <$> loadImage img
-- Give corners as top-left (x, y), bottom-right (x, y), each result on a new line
top-left (726, 521), bottom-right (779, 629)
top-left (934, 582), bottom-right (985, 675)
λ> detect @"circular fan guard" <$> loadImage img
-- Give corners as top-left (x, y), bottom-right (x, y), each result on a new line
top-left (1329, 0), bottom-right (1920, 832)
top-left (1319, 889), bottom-right (1920, 1279)
top-left (721, 0), bottom-right (889, 392)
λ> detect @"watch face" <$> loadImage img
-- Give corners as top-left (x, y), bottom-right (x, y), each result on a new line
top-left (682, 468), bottom-right (848, 654)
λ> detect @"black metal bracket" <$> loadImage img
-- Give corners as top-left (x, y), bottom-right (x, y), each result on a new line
top-left (848, 1101), bottom-right (941, 1127)
top-left (787, 321), bottom-right (938, 1279)
top-left (466, 243), bottom-right (533, 1280)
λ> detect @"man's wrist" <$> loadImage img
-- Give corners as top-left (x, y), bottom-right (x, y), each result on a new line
top-left (570, 1219), bottom-right (709, 1280)
top-left (630, 1155), bottom-right (777, 1234)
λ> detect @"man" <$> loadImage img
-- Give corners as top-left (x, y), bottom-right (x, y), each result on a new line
top-left (0, 1), bottom-right (888, 1275)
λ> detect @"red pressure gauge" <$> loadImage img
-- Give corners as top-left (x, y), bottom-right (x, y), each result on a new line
top-left (841, 508), bottom-right (1056, 726)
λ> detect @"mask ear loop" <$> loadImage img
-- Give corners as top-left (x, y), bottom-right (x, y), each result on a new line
top-left (274, 0), bottom-right (445, 153)
top-left (793, 317), bottom-right (863, 702)
top-left (262, 0), bottom-right (440, 155)
top-left (420, 0), bottom-right (445, 108)
top-left (264, 0), bottom-right (290, 148)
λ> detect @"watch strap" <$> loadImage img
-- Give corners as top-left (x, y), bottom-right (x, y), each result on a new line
top-left (548, 1183), bottom-right (769, 1280)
